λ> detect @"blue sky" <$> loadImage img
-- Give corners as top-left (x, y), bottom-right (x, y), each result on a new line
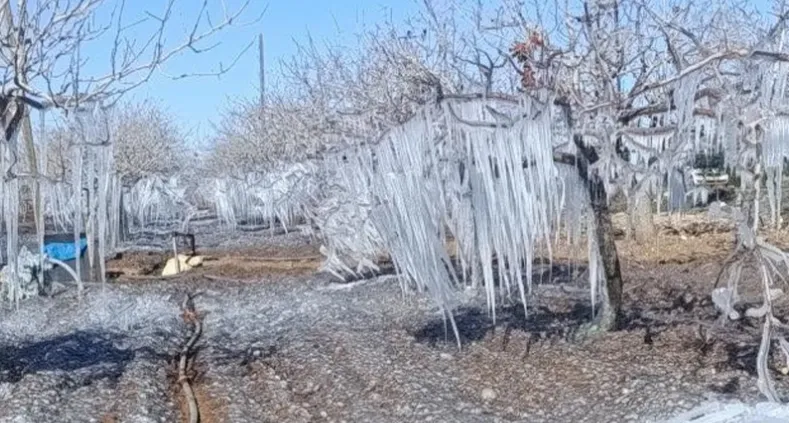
top-left (105, 0), bottom-right (418, 144)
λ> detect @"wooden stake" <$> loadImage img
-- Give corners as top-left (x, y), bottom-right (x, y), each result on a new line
top-left (172, 236), bottom-right (181, 274)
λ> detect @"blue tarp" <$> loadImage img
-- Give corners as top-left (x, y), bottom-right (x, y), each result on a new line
top-left (43, 238), bottom-right (88, 262)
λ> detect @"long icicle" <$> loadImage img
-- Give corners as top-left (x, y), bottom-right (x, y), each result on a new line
top-left (72, 117), bottom-right (84, 298)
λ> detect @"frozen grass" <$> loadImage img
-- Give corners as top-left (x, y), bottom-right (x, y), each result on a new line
top-left (0, 287), bottom-right (180, 341)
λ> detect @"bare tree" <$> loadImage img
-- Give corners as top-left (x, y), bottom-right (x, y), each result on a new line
top-left (39, 100), bottom-right (187, 181)
top-left (409, 0), bottom-right (789, 399)
top-left (206, 96), bottom-right (319, 177)
top-left (112, 101), bottom-right (187, 184)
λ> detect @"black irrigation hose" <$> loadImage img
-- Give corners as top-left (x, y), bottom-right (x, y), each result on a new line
top-left (179, 294), bottom-right (203, 423)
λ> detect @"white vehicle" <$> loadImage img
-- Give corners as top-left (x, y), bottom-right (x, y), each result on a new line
top-left (690, 168), bottom-right (729, 187)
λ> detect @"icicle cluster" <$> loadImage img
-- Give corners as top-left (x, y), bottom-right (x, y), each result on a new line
top-left (64, 104), bottom-right (120, 286)
top-left (0, 103), bottom-right (125, 302)
top-left (763, 116), bottom-right (789, 227)
top-left (124, 176), bottom-right (196, 232)
top-left (1, 126), bottom-right (21, 304)
top-left (442, 100), bottom-right (562, 319)
top-left (307, 96), bottom-right (588, 328)
top-left (308, 149), bottom-right (386, 279)
top-left (207, 161), bottom-right (319, 230)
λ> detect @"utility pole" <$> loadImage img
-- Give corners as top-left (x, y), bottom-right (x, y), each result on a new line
top-left (258, 33), bottom-right (266, 123)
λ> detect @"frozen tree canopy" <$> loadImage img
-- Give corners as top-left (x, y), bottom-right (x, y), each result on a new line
top-left (301, 93), bottom-right (605, 339)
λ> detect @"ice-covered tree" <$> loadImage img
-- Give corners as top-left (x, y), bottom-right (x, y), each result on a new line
top-left (112, 101), bottom-right (189, 185)
top-left (246, 0), bottom-right (789, 401)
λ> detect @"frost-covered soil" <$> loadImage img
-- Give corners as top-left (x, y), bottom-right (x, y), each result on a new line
top-left (2, 229), bottom-right (789, 422)
top-left (661, 401), bottom-right (789, 423)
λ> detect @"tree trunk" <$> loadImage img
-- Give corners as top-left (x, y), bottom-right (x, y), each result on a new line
top-left (631, 190), bottom-right (656, 244)
top-left (119, 190), bottom-right (129, 242)
top-left (570, 135), bottom-right (624, 332)
top-left (591, 188), bottom-right (624, 331)
top-left (625, 194), bottom-right (635, 241)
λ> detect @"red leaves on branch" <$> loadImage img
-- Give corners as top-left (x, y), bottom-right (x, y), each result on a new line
top-left (511, 41), bottom-right (532, 62)
top-left (529, 32), bottom-right (544, 48)
top-left (510, 31), bottom-right (544, 89)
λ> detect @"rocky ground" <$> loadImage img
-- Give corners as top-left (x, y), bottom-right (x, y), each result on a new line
top-left (2, 218), bottom-right (789, 422)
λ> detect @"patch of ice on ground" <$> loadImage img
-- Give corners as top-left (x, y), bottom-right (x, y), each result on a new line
top-left (657, 401), bottom-right (789, 423)
top-left (84, 290), bottom-right (179, 332)
top-left (0, 287), bottom-right (179, 340)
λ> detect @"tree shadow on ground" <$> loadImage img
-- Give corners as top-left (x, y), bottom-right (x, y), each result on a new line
top-left (412, 302), bottom-right (595, 347)
top-left (721, 341), bottom-right (758, 375)
top-left (447, 257), bottom-right (587, 287)
top-left (411, 299), bottom-right (733, 351)
top-left (531, 262), bottom-right (587, 286)
top-left (412, 259), bottom-right (727, 348)
top-left (412, 261), bottom-right (595, 346)
top-left (0, 330), bottom-right (137, 385)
